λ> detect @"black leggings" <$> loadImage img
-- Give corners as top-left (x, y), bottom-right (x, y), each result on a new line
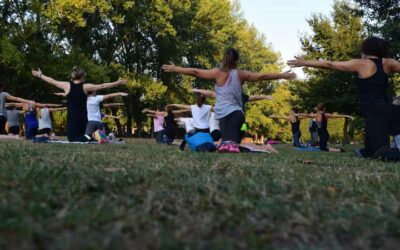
top-left (318, 128), bottom-right (329, 152)
top-left (0, 116), bottom-right (6, 135)
top-left (67, 117), bottom-right (88, 142)
top-left (219, 111), bottom-right (245, 144)
top-left (360, 101), bottom-right (400, 157)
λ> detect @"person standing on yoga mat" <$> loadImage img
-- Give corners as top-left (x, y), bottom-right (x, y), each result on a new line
top-left (298, 104), bottom-right (354, 152)
top-left (288, 37), bottom-right (400, 158)
top-left (0, 83), bottom-right (35, 135)
top-left (32, 67), bottom-right (127, 142)
top-left (162, 48), bottom-right (296, 153)
top-left (270, 108), bottom-right (307, 147)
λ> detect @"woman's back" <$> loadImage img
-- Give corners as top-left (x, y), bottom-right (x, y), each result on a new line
top-left (356, 58), bottom-right (389, 109)
top-left (67, 81), bottom-right (87, 121)
top-left (214, 69), bottom-right (243, 119)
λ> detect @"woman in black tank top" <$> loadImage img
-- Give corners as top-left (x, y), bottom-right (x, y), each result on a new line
top-left (32, 67), bottom-right (127, 142)
top-left (288, 37), bottom-right (400, 158)
top-left (270, 107), bottom-right (306, 147)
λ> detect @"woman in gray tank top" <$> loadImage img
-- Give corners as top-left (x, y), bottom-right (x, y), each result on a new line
top-left (162, 48), bottom-right (296, 153)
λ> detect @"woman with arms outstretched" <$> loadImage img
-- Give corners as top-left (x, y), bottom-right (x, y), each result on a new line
top-left (288, 37), bottom-right (400, 158)
top-left (163, 48), bottom-right (295, 153)
top-left (32, 67), bottom-right (127, 142)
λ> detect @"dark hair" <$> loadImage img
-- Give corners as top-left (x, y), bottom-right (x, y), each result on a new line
top-left (28, 93), bottom-right (36, 101)
top-left (291, 107), bottom-right (298, 113)
top-left (71, 66), bottom-right (87, 81)
top-left (361, 37), bottom-right (389, 58)
top-left (315, 103), bottom-right (325, 111)
top-left (196, 93), bottom-right (206, 107)
top-left (221, 48), bottom-right (239, 71)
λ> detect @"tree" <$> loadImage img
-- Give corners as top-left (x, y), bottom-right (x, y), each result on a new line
top-left (297, 0), bottom-right (364, 143)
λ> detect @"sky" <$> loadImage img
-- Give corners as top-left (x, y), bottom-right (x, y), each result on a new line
top-left (239, 0), bottom-right (335, 77)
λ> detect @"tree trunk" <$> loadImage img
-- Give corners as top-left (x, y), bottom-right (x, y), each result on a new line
top-left (342, 118), bottom-right (350, 145)
top-left (111, 108), bottom-right (123, 136)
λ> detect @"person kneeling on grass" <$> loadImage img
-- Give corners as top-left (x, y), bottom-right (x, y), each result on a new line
top-left (86, 91), bottom-right (128, 143)
top-left (298, 103), bottom-right (354, 152)
top-left (143, 107), bottom-right (189, 144)
top-left (270, 108), bottom-right (308, 148)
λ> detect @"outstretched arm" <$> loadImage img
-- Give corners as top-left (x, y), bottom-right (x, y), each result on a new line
top-left (296, 113), bottom-right (317, 119)
top-left (167, 104), bottom-right (191, 110)
top-left (388, 58), bottom-right (400, 74)
top-left (103, 103), bottom-right (124, 108)
top-left (248, 95), bottom-right (274, 102)
top-left (6, 102), bottom-right (24, 108)
top-left (326, 113), bottom-right (355, 120)
top-left (32, 69), bottom-right (69, 91)
top-left (287, 58), bottom-right (363, 73)
top-left (103, 92), bottom-right (128, 101)
top-left (191, 89), bottom-right (216, 98)
top-left (162, 64), bottom-right (219, 80)
top-left (142, 109), bottom-right (166, 117)
top-left (84, 78), bottom-right (128, 93)
top-left (48, 107), bottom-right (67, 112)
top-left (103, 114), bottom-right (120, 119)
top-left (270, 115), bottom-right (290, 121)
top-left (6, 95), bottom-right (35, 105)
top-left (239, 70), bottom-right (296, 82)
top-left (54, 92), bottom-right (67, 97)
top-left (36, 103), bottom-right (63, 108)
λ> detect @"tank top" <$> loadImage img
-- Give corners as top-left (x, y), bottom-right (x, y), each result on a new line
top-left (38, 108), bottom-right (52, 130)
top-left (355, 58), bottom-right (389, 110)
top-left (316, 113), bottom-right (327, 130)
top-left (164, 111), bottom-right (176, 129)
top-left (214, 69), bottom-right (243, 119)
top-left (7, 110), bottom-right (20, 127)
top-left (25, 104), bottom-right (38, 128)
top-left (67, 81), bottom-right (87, 123)
top-left (291, 116), bottom-right (300, 133)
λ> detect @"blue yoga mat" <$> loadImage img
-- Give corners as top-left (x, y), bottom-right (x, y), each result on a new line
top-left (296, 147), bottom-right (322, 152)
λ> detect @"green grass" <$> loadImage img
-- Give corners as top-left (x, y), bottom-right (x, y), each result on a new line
top-left (0, 140), bottom-right (399, 249)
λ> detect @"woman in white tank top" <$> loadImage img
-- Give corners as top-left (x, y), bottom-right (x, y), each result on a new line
top-left (162, 48), bottom-right (296, 153)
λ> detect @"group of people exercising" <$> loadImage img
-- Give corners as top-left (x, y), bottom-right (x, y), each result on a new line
top-left (1, 37), bottom-right (399, 159)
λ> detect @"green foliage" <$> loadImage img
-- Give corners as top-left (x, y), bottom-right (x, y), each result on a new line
top-left (246, 84), bottom-right (298, 141)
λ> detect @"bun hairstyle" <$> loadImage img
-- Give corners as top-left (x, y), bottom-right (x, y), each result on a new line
top-left (361, 37), bottom-right (389, 58)
top-left (221, 48), bottom-right (239, 72)
top-left (71, 66), bottom-right (87, 82)
top-left (196, 93), bottom-right (206, 107)
top-left (291, 107), bottom-right (299, 113)
top-left (315, 103), bottom-right (326, 112)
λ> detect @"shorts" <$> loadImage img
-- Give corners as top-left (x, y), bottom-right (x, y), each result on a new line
top-left (8, 125), bottom-right (20, 135)
top-left (25, 126), bottom-right (38, 139)
top-left (85, 121), bottom-right (104, 136)
top-left (38, 128), bottom-right (51, 135)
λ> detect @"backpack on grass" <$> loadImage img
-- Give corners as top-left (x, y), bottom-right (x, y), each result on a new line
top-left (184, 132), bottom-right (216, 152)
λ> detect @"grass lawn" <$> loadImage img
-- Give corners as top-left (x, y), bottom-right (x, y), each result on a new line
top-left (0, 139), bottom-right (399, 249)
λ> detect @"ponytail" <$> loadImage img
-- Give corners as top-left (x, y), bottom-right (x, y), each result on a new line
top-left (221, 48), bottom-right (239, 72)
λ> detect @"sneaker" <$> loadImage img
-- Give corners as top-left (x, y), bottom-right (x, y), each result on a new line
top-left (218, 142), bottom-right (230, 153)
top-left (228, 143), bottom-right (240, 153)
